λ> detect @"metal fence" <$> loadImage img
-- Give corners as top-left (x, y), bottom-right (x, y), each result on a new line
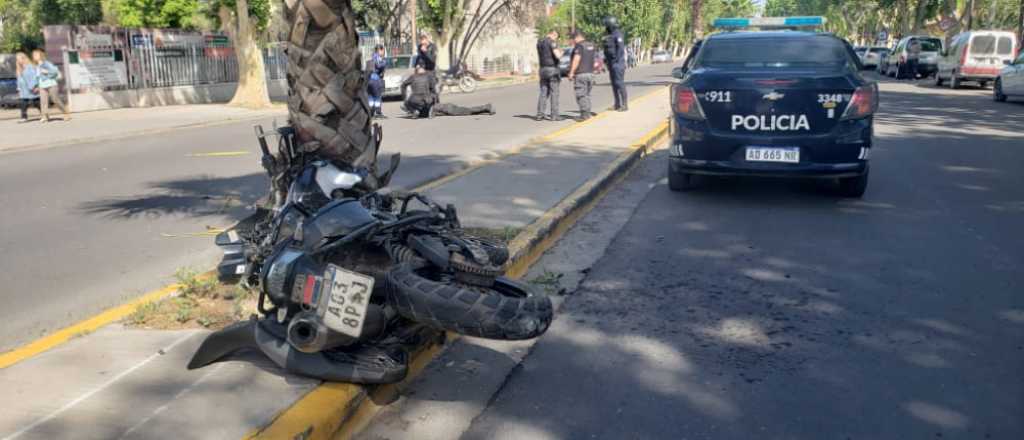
top-left (131, 45), bottom-right (239, 88)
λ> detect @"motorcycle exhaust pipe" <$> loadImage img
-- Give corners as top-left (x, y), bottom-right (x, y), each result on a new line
top-left (286, 305), bottom-right (389, 353)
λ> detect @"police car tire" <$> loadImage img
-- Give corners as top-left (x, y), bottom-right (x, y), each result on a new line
top-left (838, 166), bottom-right (869, 198)
top-left (668, 168), bottom-right (698, 192)
top-left (934, 73), bottom-right (944, 86)
top-left (284, 0), bottom-right (380, 186)
top-left (385, 263), bottom-right (553, 340)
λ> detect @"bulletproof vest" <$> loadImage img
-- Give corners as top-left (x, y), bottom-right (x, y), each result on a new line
top-left (603, 30), bottom-right (625, 64)
top-left (573, 42), bottom-right (596, 74)
top-left (537, 38), bottom-right (558, 68)
top-left (408, 74), bottom-right (434, 97)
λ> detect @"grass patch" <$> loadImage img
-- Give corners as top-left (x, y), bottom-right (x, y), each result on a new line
top-left (529, 269), bottom-right (564, 295)
top-left (124, 269), bottom-right (257, 330)
top-left (463, 226), bottom-right (522, 244)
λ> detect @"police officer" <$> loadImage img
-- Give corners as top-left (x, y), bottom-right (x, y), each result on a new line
top-left (602, 16), bottom-right (628, 111)
top-left (366, 45), bottom-right (387, 119)
top-left (401, 66), bottom-right (495, 118)
top-left (567, 31), bottom-right (596, 121)
top-left (415, 34), bottom-right (437, 72)
top-left (536, 29), bottom-right (563, 121)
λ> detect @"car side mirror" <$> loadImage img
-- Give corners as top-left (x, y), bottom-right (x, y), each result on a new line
top-left (1003, 59), bottom-right (1012, 65)
top-left (672, 67), bottom-right (687, 79)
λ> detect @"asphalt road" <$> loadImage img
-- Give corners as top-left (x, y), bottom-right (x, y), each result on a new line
top-left (462, 77), bottom-right (1024, 439)
top-left (0, 64), bottom-right (674, 351)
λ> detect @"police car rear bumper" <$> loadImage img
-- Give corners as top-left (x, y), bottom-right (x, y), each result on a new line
top-left (670, 157), bottom-right (866, 178)
top-left (669, 116), bottom-right (871, 178)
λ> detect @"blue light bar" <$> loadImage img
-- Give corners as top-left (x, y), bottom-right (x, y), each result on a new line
top-left (713, 16), bottom-right (826, 29)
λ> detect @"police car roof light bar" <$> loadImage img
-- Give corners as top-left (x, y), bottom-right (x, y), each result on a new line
top-left (712, 16), bottom-right (826, 30)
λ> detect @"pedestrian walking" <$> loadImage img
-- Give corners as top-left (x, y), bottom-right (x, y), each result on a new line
top-left (602, 17), bottom-right (629, 111)
top-left (906, 38), bottom-right (921, 80)
top-left (366, 45), bottom-right (387, 119)
top-left (568, 31), bottom-right (596, 121)
top-left (536, 29), bottom-right (563, 121)
top-left (31, 49), bottom-right (70, 122)
top-left (14, 52), bottom-right (40, 123)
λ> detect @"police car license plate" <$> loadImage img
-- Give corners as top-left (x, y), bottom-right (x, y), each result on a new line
top-left (745, 147), bottom-right (799, 163)
top-left (321, 265), bottom-right (374, 338)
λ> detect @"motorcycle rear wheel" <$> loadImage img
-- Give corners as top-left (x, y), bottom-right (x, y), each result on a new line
top-left (386, 263), bottom-right (552, 340)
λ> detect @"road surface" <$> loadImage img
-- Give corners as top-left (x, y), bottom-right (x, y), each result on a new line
top-left (0, 64), bottom-right (674, 351)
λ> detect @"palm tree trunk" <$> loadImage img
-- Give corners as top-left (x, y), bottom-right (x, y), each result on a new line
top-left (284, 0), bottom-right (380, 185)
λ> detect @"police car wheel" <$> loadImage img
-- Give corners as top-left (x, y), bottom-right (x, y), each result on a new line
top-left (837, 165), bottom-right (869, 198)
top-left (668, 168), bottom-right (698, 192)
top-left (934, 73), bottom-right (944, 86)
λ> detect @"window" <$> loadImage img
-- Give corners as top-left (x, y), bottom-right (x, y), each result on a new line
top-left (997, 36), bottom-right (1013, 55)
top-left (698, 37), bottom-right (852, 68)
top-left (970, 35), bottom-right (996, 55)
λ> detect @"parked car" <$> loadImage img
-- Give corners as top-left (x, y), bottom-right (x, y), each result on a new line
top-left (861, 47), bottom-right (890, 69)
top-left (560, 48), bottom-right (606, 76)
top-left (854, 46), bottom-right (867, 60)
top-left (877, 46), bottom-right (895, 75)
top-left (993, 51), bottom-right (1024, 102)
top-left (936, 30), bottom-right (1018, 89)
top-left (885, 36), bottom-right (942, 78)
top-left (651, 49), bottom-right (672, 64)
top-left (382, 55), bottom-right (415, 98)
top-left (0, 75), bottom-right (18, 108)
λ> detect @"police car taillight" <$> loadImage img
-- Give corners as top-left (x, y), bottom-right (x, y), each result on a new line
top-left (673, 86), bottom-right (705, 120)
top-left (841, 84), bottom-right (878, 120)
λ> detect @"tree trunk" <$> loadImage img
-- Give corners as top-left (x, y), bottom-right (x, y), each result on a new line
top-left (284, 0), bottom-right (380, 184)
top-left (691, 0), bottom-right (703, 40)
top-left (226, 0), bottom-right (272, 109)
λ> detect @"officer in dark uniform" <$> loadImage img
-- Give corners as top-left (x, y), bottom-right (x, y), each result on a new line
top-left (536, 29), bottom-right (563, 121)
top-left (401, 67), bottom-right (495, 118)
top-left (568, 31), bottom-right (597, 120)
top-left (602, 16), bottom-right (628, 111)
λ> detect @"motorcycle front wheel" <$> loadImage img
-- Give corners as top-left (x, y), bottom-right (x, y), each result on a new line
top-left (385, 263), bottom-right (552, 340)
top-left (458, 76), bottom-right (477, 93)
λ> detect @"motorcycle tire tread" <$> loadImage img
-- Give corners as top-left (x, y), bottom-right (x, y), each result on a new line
top-left (385, 263), bottom-right (552, 340)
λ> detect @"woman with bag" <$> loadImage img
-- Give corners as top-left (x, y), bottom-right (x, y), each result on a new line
top-left (31, 49), bottom-right (70, 122)
top-left (15, 52), bottom-right (40, 123)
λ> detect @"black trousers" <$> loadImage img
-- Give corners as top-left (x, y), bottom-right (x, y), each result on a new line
top-left (19, 98), bottom-right (40, 119)
top-left (609, 63), bottom-right (628, 108)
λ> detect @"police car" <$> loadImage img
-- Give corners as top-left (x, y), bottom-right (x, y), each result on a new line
top-left (668, 17), bottom-right (878, 197)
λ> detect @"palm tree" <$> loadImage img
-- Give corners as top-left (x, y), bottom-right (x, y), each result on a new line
top-left (284, 0), bottom-right (382, 187)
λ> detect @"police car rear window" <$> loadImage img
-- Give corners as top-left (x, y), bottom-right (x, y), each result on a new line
top-left (697, 37), bottom-right (850, 68)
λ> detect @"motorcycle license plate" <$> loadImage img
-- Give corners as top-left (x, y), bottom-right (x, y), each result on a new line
top-left (321, 265), bottom-right (374, 338)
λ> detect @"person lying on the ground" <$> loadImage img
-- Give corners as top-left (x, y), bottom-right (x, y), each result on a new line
top-left (401, 67), bottom-right (496, 118)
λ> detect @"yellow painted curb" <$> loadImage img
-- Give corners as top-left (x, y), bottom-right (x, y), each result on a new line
top-left (415, 86), bottom-right (667, 193)
top-left (0, 284), bottom-right (180, 369)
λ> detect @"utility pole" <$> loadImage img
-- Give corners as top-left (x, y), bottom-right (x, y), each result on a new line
top-left (410, 0), bottom-right (417, 49)
top-left (572, 0), bottom-right (576, 34)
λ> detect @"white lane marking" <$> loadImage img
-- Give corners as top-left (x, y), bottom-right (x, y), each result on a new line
top-left (119, 363), bottom-right (226, 439)
top-left (2, 333), bottom-right (196, 440)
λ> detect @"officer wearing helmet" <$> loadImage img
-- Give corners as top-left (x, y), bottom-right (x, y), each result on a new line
top-left (603, 16), bottom-right (628, 111)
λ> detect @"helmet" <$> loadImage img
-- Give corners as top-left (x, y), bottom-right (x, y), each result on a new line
top-left (603, 16), bottom-right (619, 31)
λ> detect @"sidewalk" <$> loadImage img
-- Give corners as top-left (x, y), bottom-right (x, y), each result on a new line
top-left (0, 88), bottom-right (669, 440)
top-left (0, 104), bottom-right (286, 153)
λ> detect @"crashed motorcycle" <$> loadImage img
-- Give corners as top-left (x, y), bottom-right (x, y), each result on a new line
top-left (438, 63), bottom-right (478, 94)
top-left (187, 125), bottom-right (552, 384)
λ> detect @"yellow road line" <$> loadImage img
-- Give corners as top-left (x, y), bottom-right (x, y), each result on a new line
top-left (0, 284), bottom-right (181, 369)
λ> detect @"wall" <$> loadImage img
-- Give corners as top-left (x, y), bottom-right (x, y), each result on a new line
top-left (67, 78), bottom-right (287, 112)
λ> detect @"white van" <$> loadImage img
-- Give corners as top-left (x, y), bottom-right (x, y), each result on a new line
top-left (936, 30), bottom-right (1018, 89)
